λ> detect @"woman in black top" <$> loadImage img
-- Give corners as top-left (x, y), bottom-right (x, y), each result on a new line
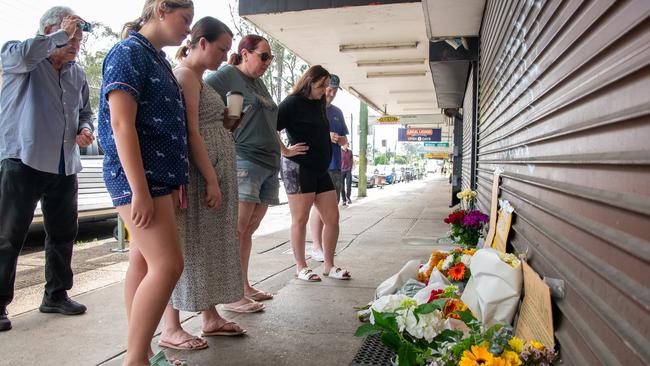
top-left (277, 65), bottom-right (351, 282)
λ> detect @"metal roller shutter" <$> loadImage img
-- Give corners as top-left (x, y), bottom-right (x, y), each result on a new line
top-left (462, 66), bottom-right (477, 191)
top-left (475, 1), bottom-right (650, 365)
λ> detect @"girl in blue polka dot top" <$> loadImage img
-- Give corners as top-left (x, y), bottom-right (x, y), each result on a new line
top-left (96, 1), bottom-right (195, 364)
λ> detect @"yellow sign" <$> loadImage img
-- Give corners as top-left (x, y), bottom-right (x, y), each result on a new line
top-left (377, 116), bottom-right (400, 124)
top-left (492, 208), bottom-right (513, 253)
top-left (484, 172), bottom-right (501, 247)
top-left (425, 153), bottom-right (447, 159)
top-left (516, 262), bottom-right (555, 348)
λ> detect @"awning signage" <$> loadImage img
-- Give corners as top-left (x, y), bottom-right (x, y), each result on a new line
top-left (398, 128), bottom-right (442, 141)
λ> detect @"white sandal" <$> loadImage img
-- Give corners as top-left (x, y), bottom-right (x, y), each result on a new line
top-left (323, 267), bottom-right (351, 280)
top-left (296, 267), bottom-right (321, 282)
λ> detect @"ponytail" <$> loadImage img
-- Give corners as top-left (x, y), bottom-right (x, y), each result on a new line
top-left (121, 17), bottom-right (143, 39)
top-left (175, 40), bottom-right (191, 60)
top-left (228, 53), bottom-right (242, 65)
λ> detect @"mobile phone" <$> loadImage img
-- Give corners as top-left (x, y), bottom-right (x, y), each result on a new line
top-left (78, 21), bottom-right (93, 33)
top-left (242, 104), bottom-right (252, 114)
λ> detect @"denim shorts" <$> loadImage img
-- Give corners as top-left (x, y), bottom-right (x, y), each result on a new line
top-left (236, 156), bottom-right (280, 205)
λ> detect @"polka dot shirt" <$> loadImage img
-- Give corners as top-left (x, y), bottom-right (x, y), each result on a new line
top-left (98, 31), bottom-right (189, 201)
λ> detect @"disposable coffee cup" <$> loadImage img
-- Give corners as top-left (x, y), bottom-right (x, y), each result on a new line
top-left (226, 91), bottom-right (244, 118)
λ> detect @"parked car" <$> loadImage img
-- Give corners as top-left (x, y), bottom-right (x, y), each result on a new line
top-left (352, 166), bottom-right (377, 188)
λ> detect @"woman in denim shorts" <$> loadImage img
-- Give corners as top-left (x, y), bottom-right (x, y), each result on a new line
top-left (205, 34), bottom-right (291, 312)
top-left (97, 0), bottom-right (193, 363)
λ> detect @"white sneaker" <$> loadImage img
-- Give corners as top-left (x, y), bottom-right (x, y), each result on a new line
top-left (311, 249), bottom-right (324, 262)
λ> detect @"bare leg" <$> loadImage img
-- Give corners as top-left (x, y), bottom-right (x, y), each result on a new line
top-left (313, 190), bottom-right (340, 273)
top-left (117, 196), bottom-right (184, 366)
top-left (287, 193), bottom-right (316, 272)
top-left (202, 306), bottom-right (245, 333)
top-left (225, 202), bottom-right (269, 309)
top-left (159, 305), bottom-right (207, 349)
top-left (308, 206), bottom-right (324, 253)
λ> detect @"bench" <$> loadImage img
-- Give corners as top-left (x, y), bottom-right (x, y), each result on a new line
top-left (32, 156), bottom-right (116, 224)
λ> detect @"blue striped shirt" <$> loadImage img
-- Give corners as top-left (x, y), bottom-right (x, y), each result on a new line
top-left (0, 30), bottom-right (94, 175)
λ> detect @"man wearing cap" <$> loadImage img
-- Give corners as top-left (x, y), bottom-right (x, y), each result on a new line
top-left (0, 6), bottom-right (93, 332)
top-left (308, 74), bottom-right (349, 262)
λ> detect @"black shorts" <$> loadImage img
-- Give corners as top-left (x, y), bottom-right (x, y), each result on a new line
top-left (281, 157), bottom-right (334, 195)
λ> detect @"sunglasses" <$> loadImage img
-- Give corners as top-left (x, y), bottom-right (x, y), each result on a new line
top-left (253, 50), bottom-right (274, 62)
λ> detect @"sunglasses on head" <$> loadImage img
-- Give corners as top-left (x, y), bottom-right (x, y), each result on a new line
top-left (253, 50), bottom-right (274, 62)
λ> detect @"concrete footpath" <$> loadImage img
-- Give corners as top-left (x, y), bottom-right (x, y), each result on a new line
top-left (0, 177), bottom-right (453, 366)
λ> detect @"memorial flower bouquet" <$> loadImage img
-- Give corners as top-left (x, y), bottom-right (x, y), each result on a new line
top-left (436, 247), bottom-right (476, 286)
top-left (456, 189), bottom-right (477, 210)
top-left (433, 313), bottom-right (559, 366)
top-left (444, 209), bottom-right (489, 247)
top-left (355, 294), bottom-right (458, 366)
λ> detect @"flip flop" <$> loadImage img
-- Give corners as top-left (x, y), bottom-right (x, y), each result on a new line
top-left (201, 321), bottom-right (247, 337)
top-left (150, 350), bottom-right (185, 366)
top-left (222, 302), bottom-right (265, 313)
top-left (157, 336), bottom-right (208, 351)
top-left (245, 289), bottom-right (274, 301)
top-left (323, 267), bottom-right (351, 280)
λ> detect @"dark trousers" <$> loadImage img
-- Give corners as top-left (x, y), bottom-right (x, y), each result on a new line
top-left (341, 170), bottom-right (352, 201)
top-left (0, 159), bottom-right (78, 306)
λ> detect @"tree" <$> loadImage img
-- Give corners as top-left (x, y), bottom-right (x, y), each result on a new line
top-left (77, 22), bottom-right (119, 113)
top-left (227, 0), bottom-right (307, 104)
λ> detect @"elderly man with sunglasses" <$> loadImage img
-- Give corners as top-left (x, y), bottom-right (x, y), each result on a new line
top-left (0, 6), bottom-right (94, 331)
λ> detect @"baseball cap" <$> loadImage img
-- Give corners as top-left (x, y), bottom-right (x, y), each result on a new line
top-left (329, 74), bottom-right (341, 89)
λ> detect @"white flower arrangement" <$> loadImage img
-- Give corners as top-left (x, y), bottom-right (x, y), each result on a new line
top-left (460, 254), bottom-right (472, 267)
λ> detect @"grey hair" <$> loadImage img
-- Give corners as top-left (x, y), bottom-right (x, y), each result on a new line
top-left (38, 6), bottom-right (75, 35)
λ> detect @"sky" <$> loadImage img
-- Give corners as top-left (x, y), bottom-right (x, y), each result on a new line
top-left (0, 0), bottom-right (398, 155)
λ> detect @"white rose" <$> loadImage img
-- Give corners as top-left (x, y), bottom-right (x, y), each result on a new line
top-left (441, 255), bottom-right (455, 271)
top-left (460, 254), bottom-right (472, 266)
top-left (370, 294), bottom-right (409, 324)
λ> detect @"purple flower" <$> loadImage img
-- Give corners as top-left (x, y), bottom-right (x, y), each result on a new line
top-left (463, 210), bottom-right (489, 229)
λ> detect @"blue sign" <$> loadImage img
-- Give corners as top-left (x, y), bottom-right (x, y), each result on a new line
top-left (398, 128), bottom-right (442, 142)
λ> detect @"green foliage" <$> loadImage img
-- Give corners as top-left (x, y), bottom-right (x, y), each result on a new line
top-left (77, 22), bottom-right (119, 114)
top-left (227, 0), bottom-right (308, 104)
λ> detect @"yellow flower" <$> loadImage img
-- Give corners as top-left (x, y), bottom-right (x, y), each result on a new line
top-left (508, 337), bottom-right (524, 353)
top-left (463, 248), bottom-right (477, 255)
top-left (436, 259), bottom-right (445, 270)
top-left (459, 345), bottom-right (494, 366)
top-left (528, 340), bottom-right (545, 350)
top-left (501, 351), bottom-right (522, 366)
top-left (491, 357), bottom-right (510, 366)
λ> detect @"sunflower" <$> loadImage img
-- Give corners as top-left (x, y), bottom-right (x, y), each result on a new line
top-left (508, 337), bottom-right (524, 353)
top-left (501, 351), bottom-right (522, 366)
top-left (459, 345), bottom-right (494, 366)
top-left (491, 357), bottom-right (510, 366)
top-left (448, 263), bottom-right (467, 281)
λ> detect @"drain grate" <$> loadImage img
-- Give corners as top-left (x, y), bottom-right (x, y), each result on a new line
top-left (350, 334), bottom-right (395, 366)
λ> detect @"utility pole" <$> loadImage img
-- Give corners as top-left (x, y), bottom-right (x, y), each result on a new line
top-left (358, 101), bottom-right (368, 197)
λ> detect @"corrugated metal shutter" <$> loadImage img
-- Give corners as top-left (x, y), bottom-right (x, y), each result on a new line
top-left (474, 1), bottom-right (650, 365)
top-left (462, 65), bottom-right (476, 190)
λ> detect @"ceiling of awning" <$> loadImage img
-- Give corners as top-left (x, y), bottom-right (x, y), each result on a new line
top-left (242, 2), bottom-right (435, 116)
top-left (240, 0), bottom-right (485, 119)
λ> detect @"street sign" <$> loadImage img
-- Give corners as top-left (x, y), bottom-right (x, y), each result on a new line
top-left (424, 142), bottom-right (449, 147)
top-left (425, 153), bottom-right (448, 159)
top-left (376, 116), bottom-right (400, 124)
